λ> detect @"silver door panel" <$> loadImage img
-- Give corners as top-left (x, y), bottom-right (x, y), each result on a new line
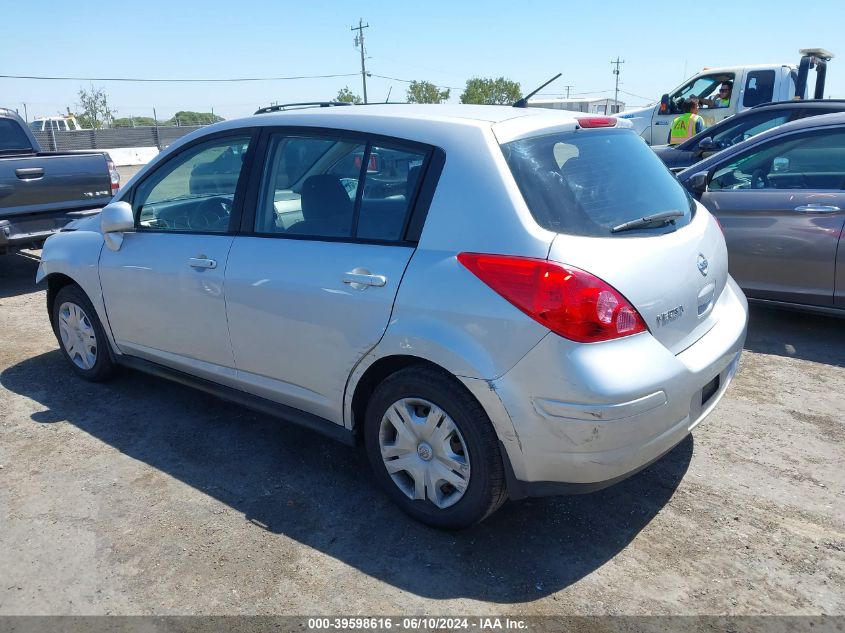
top-left (98, 232), bottom-right (237, 374)
top-left (225, 236), bottom-right (414, 424)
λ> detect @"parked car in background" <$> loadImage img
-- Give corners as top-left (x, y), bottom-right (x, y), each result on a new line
top-left (619, 48), bottom-right (833, 145)
top-left (678, 111), bottom-right (845, 315)
top-left (653, 100), bottom-right (845, 172)
top-left (37, 104), bottom-right (747, 528)
top-left (0, 108), bottom-right (119, 254)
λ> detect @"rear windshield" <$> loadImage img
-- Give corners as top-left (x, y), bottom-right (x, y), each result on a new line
top-left (502, 128), bottom-right (694, 237)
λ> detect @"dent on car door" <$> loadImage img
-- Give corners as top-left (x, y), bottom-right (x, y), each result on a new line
top-left (700, 127), bottom-right (845, 307)
top-left (225, 131), bottom-right (433, 425)
top-left (98, 133), bottom-right (255, 379)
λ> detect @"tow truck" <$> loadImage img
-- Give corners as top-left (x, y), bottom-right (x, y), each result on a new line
top-left (618, 48), bottom-right (834, 145)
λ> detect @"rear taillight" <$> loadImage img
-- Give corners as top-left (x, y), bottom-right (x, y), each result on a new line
top-left (457, 253), bottom-right (647, 343)
top-left (576, 116), bottom-right (617, 129)
top-left (107, 159), bottom-right (120, 196)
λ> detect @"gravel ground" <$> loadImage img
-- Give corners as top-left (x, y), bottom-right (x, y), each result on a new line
top-left (0, 249), bottom-right (843, 616)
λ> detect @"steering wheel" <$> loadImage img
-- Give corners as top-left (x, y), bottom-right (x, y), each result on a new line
top-left (187, 197), bottom-right (231, 231)
top-left (750, 169), bottom-right (768, 190)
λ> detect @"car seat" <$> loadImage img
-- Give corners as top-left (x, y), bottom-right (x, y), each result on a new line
top-left (287, 174), bottom-right (353, 237)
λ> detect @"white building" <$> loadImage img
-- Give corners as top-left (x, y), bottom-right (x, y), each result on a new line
top-left (526, 97), bottom-right (626, 115)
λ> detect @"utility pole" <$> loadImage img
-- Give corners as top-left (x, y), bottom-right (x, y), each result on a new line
top-left (611, 57), bottom-right (624, 110)
top-left (21, 102), bottom-right (28, 122)
top-left (351, 18), bottom-right (369, 104)
top-left (563, 85), bottom-right (573, 99)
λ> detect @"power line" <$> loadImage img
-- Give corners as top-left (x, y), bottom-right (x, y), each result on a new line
top-left (619, 89), bottom-right (656, 102)
top-left (369, 74), bottom-right (458, 91)
top-left (0, 72), bottom-right (360, 83)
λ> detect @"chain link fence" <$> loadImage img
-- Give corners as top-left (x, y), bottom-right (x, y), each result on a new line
top-left (33, 126), bottom-right (204, 152)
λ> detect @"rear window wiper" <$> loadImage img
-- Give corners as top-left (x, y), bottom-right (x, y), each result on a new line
top-left (611, 210), bottom-right (685, 234)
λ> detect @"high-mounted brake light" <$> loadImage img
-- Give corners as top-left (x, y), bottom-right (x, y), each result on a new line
top-left (457, 253), bottom-right (647, 343)
top-left (576, 116), bottom-right (617, 129)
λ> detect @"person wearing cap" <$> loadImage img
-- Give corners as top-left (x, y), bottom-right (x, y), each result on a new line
top-left (668, 97), bottom-right (705, 145)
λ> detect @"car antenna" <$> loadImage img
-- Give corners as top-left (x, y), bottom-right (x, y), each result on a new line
top-left (513, 73), bottom-right (562, 108)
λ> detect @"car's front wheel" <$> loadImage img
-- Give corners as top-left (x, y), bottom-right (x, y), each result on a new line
top-left (52, 284), bottom-right (116, 382)
top-left (364, 366), bottom-right (507, 529)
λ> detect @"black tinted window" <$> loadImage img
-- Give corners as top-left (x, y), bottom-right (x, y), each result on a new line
top-left (0, 118), bottom-right (34, 152)
top-left (743, 71), bottom-right (776, 107)
top-left (503, 129), bottom-right (694, 237)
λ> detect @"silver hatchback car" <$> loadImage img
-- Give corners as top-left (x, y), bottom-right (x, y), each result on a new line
top-left (37, 104), bottom-right (748, 529)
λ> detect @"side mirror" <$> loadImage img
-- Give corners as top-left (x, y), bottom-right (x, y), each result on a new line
top-left (697, 136), bottom-right (716, 153)
top-left (688, 171), bottom-right (709, 194)
top-left (772, 156), bottom-right (790, 173)
top-left (659, 93), bottom-right (670, 114)
top-left (100, 201), bottom-right (134, 251)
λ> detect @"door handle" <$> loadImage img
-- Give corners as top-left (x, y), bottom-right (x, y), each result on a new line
top-left (16, 167), bottom-right (45, 179)
top-left (188, 257), bottom-right (217, 270)
top-left (342, 272), bottom-right (386, 288)
top-left (794, 204), bottom-right (840, 214)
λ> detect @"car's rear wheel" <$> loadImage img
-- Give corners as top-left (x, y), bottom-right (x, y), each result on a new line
top-left (364, 366), bottom-right (507, 529)
top-left (52, 284), bottom-right (116, 382)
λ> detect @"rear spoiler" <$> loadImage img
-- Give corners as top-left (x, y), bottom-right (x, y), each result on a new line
top-left (794, 48), bottom-right (834, 100)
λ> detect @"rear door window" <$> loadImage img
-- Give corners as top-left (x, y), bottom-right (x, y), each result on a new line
top-left (254, 132), bottom-right (428, 242)
top-left (743, 71), bottom-right (776, 107)
top-left (502, 129), bottom-right (694, 237)
top-left (0, 118), bottom-right (34, 152)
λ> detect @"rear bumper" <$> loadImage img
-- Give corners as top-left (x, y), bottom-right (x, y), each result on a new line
top-left (481, 276), bottom-right (748, 496)
top-left (0, 209), bottom-right (100, 251)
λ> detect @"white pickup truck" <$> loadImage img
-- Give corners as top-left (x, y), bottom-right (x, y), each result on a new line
top-left (619, 48), bottom-right (833, 145)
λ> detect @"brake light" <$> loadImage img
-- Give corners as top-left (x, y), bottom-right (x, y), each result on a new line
top-left (106, 159), bottom-right (120, 196)
top-left (576, 116), bottom-right (617, 129)
top-left (457, 253), bottom-right (647, 343)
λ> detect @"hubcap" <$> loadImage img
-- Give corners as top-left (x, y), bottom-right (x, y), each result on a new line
top-left (57, 302), bottom-right (97, 370)
top-left (378, 398), bottom-right (471, 509)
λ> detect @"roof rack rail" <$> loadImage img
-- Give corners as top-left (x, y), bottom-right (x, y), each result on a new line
top-left (254, 102), bottom-right (354, 115)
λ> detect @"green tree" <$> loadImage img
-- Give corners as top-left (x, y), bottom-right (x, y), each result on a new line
top-left (75, 84), bottom-right (116, 129)
top-left (335, 86), bottom-right (363, 104)
top-left (406, 80), bottom-right (450, 104)
top-left (112, 116), bottom-right (159, 128)
top-left (459, 77), bottom-right (522, 105)
top-left (166, 111), bottom-right (224, 126)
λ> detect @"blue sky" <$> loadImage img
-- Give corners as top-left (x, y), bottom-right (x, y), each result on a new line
top-left (4, 0), bottom-right (844, 121)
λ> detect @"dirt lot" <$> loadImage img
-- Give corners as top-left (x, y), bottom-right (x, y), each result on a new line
top-left (0, 249), bottom-right (843, 616)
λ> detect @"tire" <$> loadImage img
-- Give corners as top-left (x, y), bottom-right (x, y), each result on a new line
top-left (364, 365), bottom-right (507, 529)
top-left (52, 284), bottom-right (116, 382)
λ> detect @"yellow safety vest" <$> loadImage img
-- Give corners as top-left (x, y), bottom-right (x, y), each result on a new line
top-left (669, 113), bottom-right (703, 145)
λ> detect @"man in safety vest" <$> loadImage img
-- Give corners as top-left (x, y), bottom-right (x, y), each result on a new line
top-left (702, 81), bottom-right (733, 109)
top-left (668, 97), bottom-right (705, 145)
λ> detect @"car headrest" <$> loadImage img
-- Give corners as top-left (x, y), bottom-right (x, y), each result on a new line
top-left (300, 175), bottom-right (352, 221)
